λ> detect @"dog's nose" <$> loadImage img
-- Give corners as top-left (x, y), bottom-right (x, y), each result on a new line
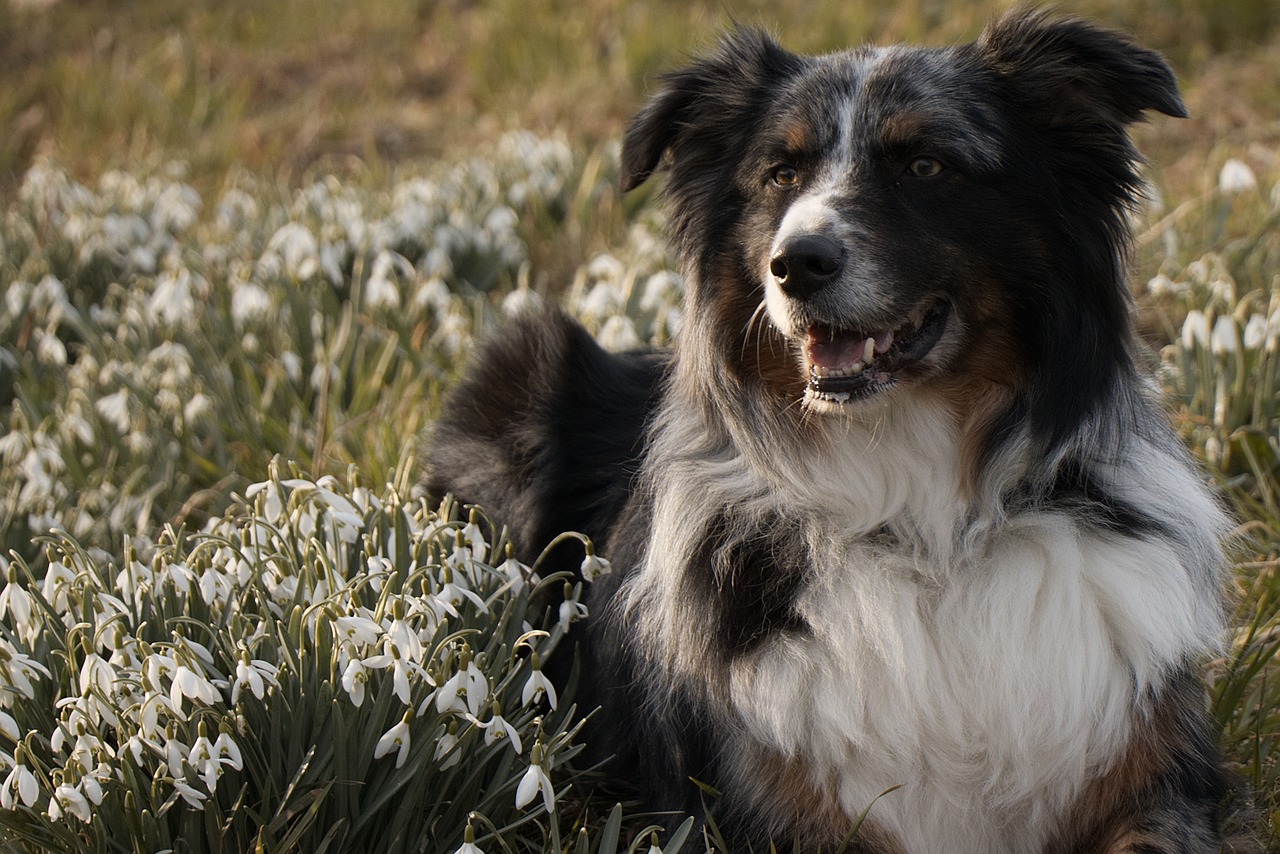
top-left (769, 234), bottom-right (845, 298)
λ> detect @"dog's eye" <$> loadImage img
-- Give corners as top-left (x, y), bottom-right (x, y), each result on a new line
top-left (906, 157), bottom-right (946, 178)
top-left (772, 166), bottom-right (800, 187)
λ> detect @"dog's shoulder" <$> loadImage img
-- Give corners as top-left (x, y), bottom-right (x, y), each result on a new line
top-left (423, 306), bottom-right (669, 567)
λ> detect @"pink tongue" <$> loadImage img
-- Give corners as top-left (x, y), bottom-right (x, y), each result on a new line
top-left (805, 326), bottom-right (867, 370)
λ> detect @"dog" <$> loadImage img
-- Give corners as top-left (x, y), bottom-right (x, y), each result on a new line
top-left (426, 9), bottom-right (1239, 852)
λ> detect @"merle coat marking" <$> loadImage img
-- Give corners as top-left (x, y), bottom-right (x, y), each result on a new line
top-left (426, 10), bottom-right (1245, 852)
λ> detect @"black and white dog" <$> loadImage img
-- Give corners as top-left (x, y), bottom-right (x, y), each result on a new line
top-left (427, 10), bottom-right (1239, 852)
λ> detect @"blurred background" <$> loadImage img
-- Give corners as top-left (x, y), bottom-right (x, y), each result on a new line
top-left (2, 0), bottom-right (1277, 201)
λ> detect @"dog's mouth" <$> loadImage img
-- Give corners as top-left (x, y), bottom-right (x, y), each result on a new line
top-left (803, 299), bottom-right (950, 404)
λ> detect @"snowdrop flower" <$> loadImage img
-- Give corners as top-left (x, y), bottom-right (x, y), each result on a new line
top-left (49, 782), bottom-right (92, 822)
top-left (362, 643), bottom-right (416, 705)
top-left (521, 654), bottom-right (557, 710)
top-left (479, 701), bottom-right (522, 754)
top-left (384, 615), bottom-right (424, 664)
top-left (433, 719), bottom-right (462, 769)
top-left (334, 613), bottom-right (382, 648)
top-left (231, 652), bottom-right (279, 703)
top-left (1, 643), bottom-right (51, 703)
top-left (230, 281), bottom-right (273, 328)
top-left (170, 664), bottom-right (220, 719)
top-left (0, 568), bottom-right (33, 628)
top-left (1, 748), bottom-right (38, 809)
top-left (435, 647), bottom-right (488, 717)
top-left (1243, 314), bottom-right (1268, 350)
top-left (598, 315), bottom-right (641, 351)
top-left (455, 821), bottom-right (485, 854)
top-left (0, 709), bottom-right (17, 741)
top-left (267, 223), bottom-right (321, 280)
top-left (341, 658), bottom-right (370, 707)
top-left (502, 285), bottom-right (542, 316)
top-left (514, 742), bottom-right (555, 813)
top-left (149, 267), bottom-right (200, 328)
top-left (374, 712), bottom-right (413, 768)
top-left (95, 389), bottom-right (132, 433)
top-left (1219, 158), bottom-right (1258, 194)
top-left (558, 586), bottom-right (588, 631)
top-left (1181, 309), bottom-right (1210, 350)
top-left (1211, 315), bottom-right (1239, 354)
top-left (172, 778), bottom-right (208, 809)
top-left (579, 547), bottom-right (611, 582)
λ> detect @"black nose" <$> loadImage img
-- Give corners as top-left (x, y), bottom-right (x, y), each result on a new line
top-left (769, 234), bottom-right (845, 298)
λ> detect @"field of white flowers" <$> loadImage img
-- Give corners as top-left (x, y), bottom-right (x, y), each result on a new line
top-left (1, 130), bottom-right (1279, 851)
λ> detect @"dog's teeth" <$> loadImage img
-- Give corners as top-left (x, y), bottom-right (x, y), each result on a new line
top-left (863, 337), bottom-right (875, 362)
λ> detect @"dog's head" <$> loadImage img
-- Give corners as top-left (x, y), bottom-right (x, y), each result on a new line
top-left (623, 10), bottom-right (1184, 456)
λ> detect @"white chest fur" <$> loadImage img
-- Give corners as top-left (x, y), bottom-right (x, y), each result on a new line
top-left (726, 513), bottom-right (1214, 853)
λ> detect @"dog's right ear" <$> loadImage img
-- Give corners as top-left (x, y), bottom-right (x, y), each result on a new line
top-left (621, 29), bottom-right (798, 192)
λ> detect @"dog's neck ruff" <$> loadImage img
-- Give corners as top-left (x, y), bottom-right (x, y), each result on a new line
top-left (625, 355), bottom-right (1226, 852)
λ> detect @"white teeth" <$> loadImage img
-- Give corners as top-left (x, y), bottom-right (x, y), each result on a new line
top-left (811, 362), bottom-right (864, 379)
top-left (863, 337), bottom-right (875, 362)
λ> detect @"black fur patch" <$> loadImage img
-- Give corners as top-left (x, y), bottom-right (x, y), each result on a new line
top-left (424, 307), bottom-right (667, 573)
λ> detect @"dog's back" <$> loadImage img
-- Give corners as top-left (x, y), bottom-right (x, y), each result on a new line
top-left (424, 308), bottom-right (666, 574)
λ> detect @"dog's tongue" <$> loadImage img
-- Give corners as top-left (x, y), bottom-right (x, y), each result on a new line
top-left (806, 325), bottom-right (891, 370)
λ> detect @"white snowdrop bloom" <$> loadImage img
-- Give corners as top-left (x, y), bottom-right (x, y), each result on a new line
top-left (1244, 314), bottom-right (1268, 350)
top-left (341, 658), bottom-right (371, 707)
top-left (433, 722), bottom-right (462, 768)
top-left (34, 329), bottom-right (67, 366)
top-left (2, 644), bottom-right (52, 704)
top-left (1211, 315), bottom-right (1239, 354)
top-left (521, 656), bottom-right (556, 710)
top-left (49, 783), bottom-right (92, 823)
top-left (0, 751), bottom-right (38, 809)
top-left (183, 392), bottom-right (212, 424)
top-left (334, 614), bottom-right (382, 649)
top-left (231, 654), bottom-right (279, 703)
top-left (0, 571), bottom-right (34, 629)
top-left (0, 708), bottom-right (18, 741)
top-left (152, 181), bottom-right (201, 233)
top-left (170, 664), bottom-right (220, 718)
top-left (578, 280), bottom-right (621, 321)
top-left (96, 388), bottom-right (131, 433)
top-left (40, 560), bottom-right (75, 615)
top-left (268, 223), bottom-right (321, 280)
top-left (230, 281), bottom-right (273, 328)
top-left (455, 823), bottom-right (485, 854)
top-left (435, 654), bottom-right (488, 717)
top-left (558, 596), bottom-right (588, 632)
top-left (172, 778), bottom-right (207, 809)
top-left (214, 732), bottom-right (243, 772)
top-left (640, 270), bottom-right (681, 311)
top-left (149, 267), bottom-right (201, 327)
top-left (1181, 309), bottom-right (1211, 350)
top-left (1219, 158), bottom-right (1258, 194)
top-left (385, 617), bottom-right (424, 664)
top-left (362, 645), bottom-right (417, 705)
top-left (0, 429), bottom-right (27, 465)
top-left (478, 702), bottom-right (522, 754)
top-left (502, 286), bottom-right (542, 316)
top-left (280, 351), bottom-right (303, 385)
top-left (78, 652), bottom-right (116, 699)
top-left (1145, 272), bottom-right (1179, 297)
top-left (514, 743), bottom-right (555, 813)
top-left (374, 714), bottom-right (412, 768)
top-left (365, 250), bottom-right (407, 310)
top-left (598, 315), bottom-right (641, 351)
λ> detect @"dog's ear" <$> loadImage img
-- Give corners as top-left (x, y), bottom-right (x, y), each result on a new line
top-left (621, 29), bottom-right (798, 192)
top-left (975, 8), bottom-right (1186, 126)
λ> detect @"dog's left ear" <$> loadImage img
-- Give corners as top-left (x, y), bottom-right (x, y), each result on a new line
top-left (975, 9), bottom-right (1186, 126)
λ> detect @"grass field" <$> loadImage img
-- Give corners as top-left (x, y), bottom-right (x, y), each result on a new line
top-left (1, 0), bottom-right (1279, 850)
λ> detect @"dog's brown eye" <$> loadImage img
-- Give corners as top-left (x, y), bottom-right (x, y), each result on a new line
top-left (772, 166), bottom-right (800, 187)
top-left (906, 157), bottom-right (946, 178)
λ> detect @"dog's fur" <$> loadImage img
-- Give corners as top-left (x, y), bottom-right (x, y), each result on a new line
top-left (426, 10), bottom-right (1239, 852)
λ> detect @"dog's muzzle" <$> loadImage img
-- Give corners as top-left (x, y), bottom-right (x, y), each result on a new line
top-left (770, 234), bottom-right (847, 300)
